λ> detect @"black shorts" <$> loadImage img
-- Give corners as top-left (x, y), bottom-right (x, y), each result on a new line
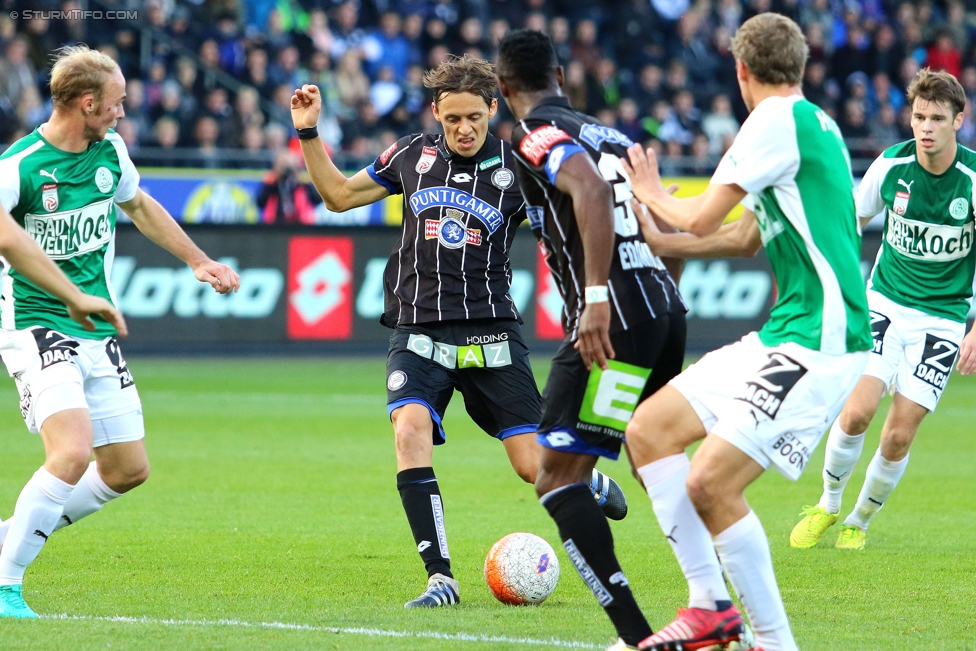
top-left (386, 318), bottom-right (542, 445)
top-left (538, 312), bottom-right (687, 460)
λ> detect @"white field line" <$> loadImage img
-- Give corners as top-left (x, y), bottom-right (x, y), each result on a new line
top-left (46, 614), bottom-right (604, 649)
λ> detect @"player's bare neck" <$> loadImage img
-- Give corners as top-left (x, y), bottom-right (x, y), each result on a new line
top-left (512, 88), bottom-right (561, 121)
top-left (39, 114), bottom-right (91, 153)
top-left (746, 83), bottom-right (802, 112)
top-left (917, 140), bottom-right (957, 176)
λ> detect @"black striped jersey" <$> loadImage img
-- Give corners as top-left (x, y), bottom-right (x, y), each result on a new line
top-left (511, 96), bottom-right (684, 336)
top-left (367, 132), bottom-right (526, 327)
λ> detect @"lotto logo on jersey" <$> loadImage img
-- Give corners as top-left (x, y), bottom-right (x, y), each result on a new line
top-left (520, 125), bottom-right (572, 166)
top-left (286, 237), bottom-right (353, 340)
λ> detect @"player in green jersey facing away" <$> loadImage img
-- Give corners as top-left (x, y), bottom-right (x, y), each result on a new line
top-left (790, 69), bottom-right (976, 551)
top-left (0, 45), bottom-right (240, 619)
top-left (608, 14), bottom-right (872, 651)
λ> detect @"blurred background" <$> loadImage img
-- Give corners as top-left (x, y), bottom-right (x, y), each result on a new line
top-left (0, 0), bottom-right (973, 353)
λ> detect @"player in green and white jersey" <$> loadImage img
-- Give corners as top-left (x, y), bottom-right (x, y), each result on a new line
top-left (790, 69), bottom-right (976, 552)
top-left (0, 45), bottom-right (239, 619)
top-left (601, 15), bottom-right (871, 651)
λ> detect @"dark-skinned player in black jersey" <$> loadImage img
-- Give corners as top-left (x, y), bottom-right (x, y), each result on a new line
top-left (291, 55), bottom-right (628, 608)
top-left (496, 30), bottom-right (689, 649)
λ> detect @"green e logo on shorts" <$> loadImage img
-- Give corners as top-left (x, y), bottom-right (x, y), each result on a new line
top-left (578, 360), bottom-right (652, 432)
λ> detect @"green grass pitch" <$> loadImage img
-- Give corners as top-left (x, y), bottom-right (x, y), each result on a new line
top-left (1, 356), bottom-right (974, 650)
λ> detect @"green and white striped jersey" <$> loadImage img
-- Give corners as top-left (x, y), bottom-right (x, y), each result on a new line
top-left (0, 127), bottom-right (139, 338)
top-left (712, 95), bottom-right (871, 355)
top-left (857, 140), bottom-right (976, 323)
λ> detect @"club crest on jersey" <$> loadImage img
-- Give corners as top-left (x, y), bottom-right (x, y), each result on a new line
top-left (893, 191), bottom-right (910, 215)
top-left (950, 197), bottom-right (969, 220)
top-left (409, 186), bottom-right (503, 232)
top-left (41, 183), bottom-right (58, 212)
top-left (95, 166), bottom-right (114, 193)
top-left (416, 146), bottom-right (438, 174)
top-left (491, 167), bottom-right (514, 189)
top-left (425, 209), bottom-right (481, 248)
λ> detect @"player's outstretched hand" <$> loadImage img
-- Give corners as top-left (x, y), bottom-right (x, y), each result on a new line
top-left (291, 84), bottom-right (322, 129)
top-left (67, 294), bottom-right (128, 337)
top-left (631, 186), bottom-right (679, 250)
top-left (957, 328), bottom-right (976, 375)
top-left (194, 260), bottom-right (241, 294)
top-left (622, 144), bottom-right (665, 207)
top-left (575, 302), bottom-right (615, 371)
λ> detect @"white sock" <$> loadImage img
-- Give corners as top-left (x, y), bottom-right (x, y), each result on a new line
top-left (713, 511), bottom-right (797, 651)
top-left (819, 422), bottom-right (865, 513)
top-left (0, 467), bottom-right (74, 585)
top-left (844, 449), bottom-right (909, 531)
top-left (638, 454), bottom-right (731, 610)
top-left (53, 462), bottom-right (122, 532)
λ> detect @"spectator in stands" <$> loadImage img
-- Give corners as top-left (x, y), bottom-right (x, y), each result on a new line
top-left (872, 23), bottom-right (905, 85)
top-left (701, 93), bottom-right (738, 154)
top-left (632, 63), bottom-right (664, 115)
top-left (593, 57), bottom-right (622, 110)
top-left (422, 18), bottom-right (451, 54)
top-left (341, 102), bottom-right (384, 149)
top-left (197, 40), bottom-right (223, 98)
top-left (264, 122), bottom-right (289, 153)
top-left (841, 99), bottom-right (872, 158)
top-left (15, 83), bottom-right (48, 131)
top-left (22, 15), bottom-right (57, 72)
top-left (307, 9), bottom-right (334, 56)
top-left (143, 58), bottom-right (168, 110)
top-left (367, 12), bottom-right (410, 81)
top-left (0, 37), bottom-right (37, 115)
top-left (571, 19), bottom-right (603, 75)
top-left (688, 132), bottom-right (714, 175)
top-left (869, 103), bottom-right (900, 150)
top-left (652, 99), bottom-right (692, 145)
top-left (122, 79), bottom-right (149, 145)
top-left (867, 71), bottom-right (904, 115)
top-left (665, 59), bottom-right (690, 99)
top-left (402, 13), bottom-right (426, 67)
top-left (228, 86), bottom-right (266, 148)
top-left (269, 84), bottom-right (296, 129)
top-left (257, 150), bottom-right (321, 224)
top-left (616, 98), bottom-right (651, 145)
top-left (928, 31), bottom-right (962, 78)
top-left (832, 25), bottom-right (873, 89)
top-left (211, 13), bottom-right (246, 78)
top-left (143, 117), bottom-right (181, 167)
top-left (370, 66), bottom-right (404, 117)
top-left (264, 8), bottom-right (296, 54)
top-left (332, 1), bottom-right (374, 62)
top-left (671, 12), bottom-right (717, 88)
top-left (200, 88), bottom-right (236, 148)
top-left (962, 67), bottom-right (976, 107)
top-left (803, 60), bottom-right (837, 116)
top-left (335, 50), bottom-right (372, 114)
top-left (269, 45), bottom-right (302, 90)
top-left (241, 124), bottom-right (266, 158)
top-left (192, 116), bottom-right (222, 169)
top-left (563, 60), bottom-right (589, 112)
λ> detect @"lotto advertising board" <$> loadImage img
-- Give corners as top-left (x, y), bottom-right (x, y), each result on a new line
top-left (112, 225), bottom-right (887, 353)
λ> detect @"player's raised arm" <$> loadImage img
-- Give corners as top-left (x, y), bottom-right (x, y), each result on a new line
top-left (623, 144), bottom-right (746, 236)
top-left (290, 84), bottom-right (390, 212)
top-left (0, 207), bottom-right (128, 335)
top-left (631, 198), bottom-right (762, 259)
top-left (552, 150), bottom-right (615, 371)
top-left (117, 189), bottom-right (240, 294)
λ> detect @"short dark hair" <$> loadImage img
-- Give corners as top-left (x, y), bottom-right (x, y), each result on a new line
top-left (423, 54), bottom-right (497, 107)
top-left (497, 29), bottom-right (559, 92)
top-left (908, 67), bottom-right (966, 117)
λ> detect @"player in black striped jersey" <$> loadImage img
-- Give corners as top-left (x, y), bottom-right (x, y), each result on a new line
top-left (291, 55), bottom-right (627, 609)
top-left (497, 30), bottom-right (687, 649)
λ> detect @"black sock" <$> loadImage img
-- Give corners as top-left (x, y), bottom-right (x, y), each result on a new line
top-left (397, 467), bottom-right (452, 579)
top-left (542, 483), bottom-right (652, 646)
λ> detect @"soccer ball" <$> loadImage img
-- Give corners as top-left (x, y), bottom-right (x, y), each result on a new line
top-left (484, 532), bottom-right (560, 605)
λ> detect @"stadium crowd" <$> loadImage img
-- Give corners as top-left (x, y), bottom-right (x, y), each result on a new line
top-left (1, 0), bottom-right (975, 173)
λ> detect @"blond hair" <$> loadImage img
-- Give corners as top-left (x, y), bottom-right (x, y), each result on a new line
top-left (49, 44), bottom-right (121, 111)
top-left (731, 13), bottom-right (808, 86)
top-left (907, 67), bottom-right (966, 116)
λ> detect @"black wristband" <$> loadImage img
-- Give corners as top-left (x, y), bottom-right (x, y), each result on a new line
top-left (296, 126), bottom-right (319, 140)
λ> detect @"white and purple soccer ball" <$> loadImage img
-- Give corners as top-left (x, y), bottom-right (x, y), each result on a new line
top-left (484, 532), bottom-right (560, 605)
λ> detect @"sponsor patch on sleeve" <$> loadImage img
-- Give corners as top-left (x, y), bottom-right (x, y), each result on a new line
top-left (379, 141), bottom-right (398, 165)
top-left (520, 125), bottom-right (573, 166)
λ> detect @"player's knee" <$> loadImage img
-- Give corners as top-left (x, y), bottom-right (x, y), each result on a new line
top-left (840, 403), bottom-right (875, 434)
top-left (685, 466), bottom-right (721, 515)
top-left (102, 460), bottom-right (150, 494)
top-left (881, 428), bottom-right (914, 461)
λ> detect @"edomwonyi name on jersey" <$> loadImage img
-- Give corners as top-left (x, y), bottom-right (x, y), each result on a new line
top-left (510, 96), bottom-right (684, 336)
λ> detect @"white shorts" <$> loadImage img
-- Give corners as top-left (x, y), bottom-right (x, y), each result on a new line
top-left (864, 289), bottom-right (965, 412)
top-left (0, 326), bottom-right (144, 445)
top-left (670, 332), bottom-right (869, 481)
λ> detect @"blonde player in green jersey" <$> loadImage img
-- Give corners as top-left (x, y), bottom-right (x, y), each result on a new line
top-left (0, 45), bottom-right (240, 619)
top-left (790, 69), bottom-right (976, 551)
top-left (606, 14), bottom-right (872, 651)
